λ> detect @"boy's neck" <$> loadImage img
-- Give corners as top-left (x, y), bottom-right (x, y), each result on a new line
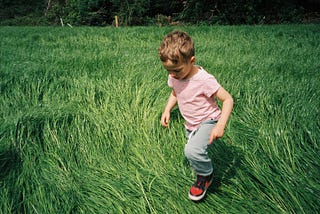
top-left (185, 65), bottom-right (199, 79)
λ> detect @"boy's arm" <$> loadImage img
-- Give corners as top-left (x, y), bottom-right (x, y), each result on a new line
top-left (161, 90), bottom-right (177, 127)
top-left (209, 86), bottom-right (234, 143)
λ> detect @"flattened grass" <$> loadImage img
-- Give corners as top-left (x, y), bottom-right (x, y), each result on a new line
top-left (0, 25), bottom-right (319, 213)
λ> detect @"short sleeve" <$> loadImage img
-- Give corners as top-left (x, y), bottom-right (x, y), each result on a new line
top-left (168, 75), bottom-right (173, 88)
top-left (203, 76), bottom-right (220, 97)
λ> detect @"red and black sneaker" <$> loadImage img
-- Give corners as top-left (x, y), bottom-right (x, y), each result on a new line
top-left (188, 173), bottom-right (214, 201)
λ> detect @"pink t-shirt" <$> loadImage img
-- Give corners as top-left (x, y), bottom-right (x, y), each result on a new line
top-left (168, 66), bottom-right (221, 130)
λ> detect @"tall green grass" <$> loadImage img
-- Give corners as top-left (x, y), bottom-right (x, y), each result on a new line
top-left (0, 25), bottom-right (319, 213)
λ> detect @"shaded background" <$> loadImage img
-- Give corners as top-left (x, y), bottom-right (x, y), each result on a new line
top-left (1, 0), bottom-right (320, 26)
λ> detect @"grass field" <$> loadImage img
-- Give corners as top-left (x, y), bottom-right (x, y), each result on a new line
top-left (0, 24), bottom-right (319, 213)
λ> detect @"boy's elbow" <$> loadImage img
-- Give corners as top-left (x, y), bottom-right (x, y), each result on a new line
top-left (227, 95), bottom-right (234, 108)
top-left (230, 96), bottom-right (234, 104)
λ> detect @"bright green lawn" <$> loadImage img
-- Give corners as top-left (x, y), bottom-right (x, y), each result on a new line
top-left (0, 25), bottom-right (319, 213)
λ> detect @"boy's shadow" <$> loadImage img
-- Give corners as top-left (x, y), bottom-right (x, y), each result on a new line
top-left (208, 139), bottom-right (242, 193)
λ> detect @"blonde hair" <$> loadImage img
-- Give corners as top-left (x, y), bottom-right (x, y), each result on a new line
top-left (158, 30), bottom-right (195, 64)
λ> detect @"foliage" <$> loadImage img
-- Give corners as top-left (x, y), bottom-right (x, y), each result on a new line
top-left (0, 0), bottom-right (317, 26)
top-left (0, 25), bottom-right (319, 213)
top-left (179, 0), bottom-right (306, 24)
top-left (109, 0), bottom-right (150, 26)
top-left (0, 0), bottom-right (47, 25)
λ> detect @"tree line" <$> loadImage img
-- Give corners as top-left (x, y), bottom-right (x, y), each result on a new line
top-left (1, 0), bottom-right (319, 26)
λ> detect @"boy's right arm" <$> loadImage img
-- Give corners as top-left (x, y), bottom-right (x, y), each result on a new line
top-left (161, 90), bottom-right (177, 127)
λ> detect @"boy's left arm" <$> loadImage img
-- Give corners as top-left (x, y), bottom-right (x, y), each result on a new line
top-left (209, 86), bottom-right (234, 143)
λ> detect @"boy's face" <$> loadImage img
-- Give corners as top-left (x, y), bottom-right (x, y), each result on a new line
top-left (162, 56), bottom-right (196, 80)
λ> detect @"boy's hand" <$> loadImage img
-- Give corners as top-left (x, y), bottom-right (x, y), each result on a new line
top-left (161, 111), bottom-right (170, 127)
top-left (161, 90), bottom-right (177, 128)
top-left (209, 125), bottom-right (224, 144)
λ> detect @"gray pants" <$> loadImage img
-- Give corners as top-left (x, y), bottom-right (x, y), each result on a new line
top-left (185, 120), bottom-right (217, 176)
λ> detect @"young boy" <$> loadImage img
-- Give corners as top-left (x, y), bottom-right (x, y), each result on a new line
top-left (159, 30), bottom-right (233, 201)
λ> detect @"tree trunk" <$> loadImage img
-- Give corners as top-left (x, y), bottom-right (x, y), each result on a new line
top-left (45, 0), bottom-right (54, 16)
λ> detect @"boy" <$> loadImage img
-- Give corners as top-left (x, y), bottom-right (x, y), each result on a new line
top-left (159, 30), bottom-right (233, 201)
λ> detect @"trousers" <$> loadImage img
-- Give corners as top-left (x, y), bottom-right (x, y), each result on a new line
top-left (185, 119), bottom-right (217, 176)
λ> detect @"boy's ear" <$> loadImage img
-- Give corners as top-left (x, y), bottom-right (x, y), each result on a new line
top-left (190, 56), bottom-right (196, 64)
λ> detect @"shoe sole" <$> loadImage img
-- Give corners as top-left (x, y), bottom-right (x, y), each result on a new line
top-left (188, 179), bottom-right (213, 201)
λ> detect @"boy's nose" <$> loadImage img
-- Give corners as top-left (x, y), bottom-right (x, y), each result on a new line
top-left (169, 72), bottom-right (176, 77)
top-left (169, 73), bottom-right (179, 79)
top-left (169, 73), bottom-right (177, 78)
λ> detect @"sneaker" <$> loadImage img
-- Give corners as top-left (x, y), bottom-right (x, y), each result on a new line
top-left (188, 173), bottom-right (214, 201)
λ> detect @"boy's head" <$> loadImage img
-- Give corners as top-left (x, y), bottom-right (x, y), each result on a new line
top-left (159, 31), bottom-right (197, 80)
top-left (158, 30), bottom-right (195, 64)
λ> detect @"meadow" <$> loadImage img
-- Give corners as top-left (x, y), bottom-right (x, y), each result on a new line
top-left (0, 24), bottom-right (319, 213)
